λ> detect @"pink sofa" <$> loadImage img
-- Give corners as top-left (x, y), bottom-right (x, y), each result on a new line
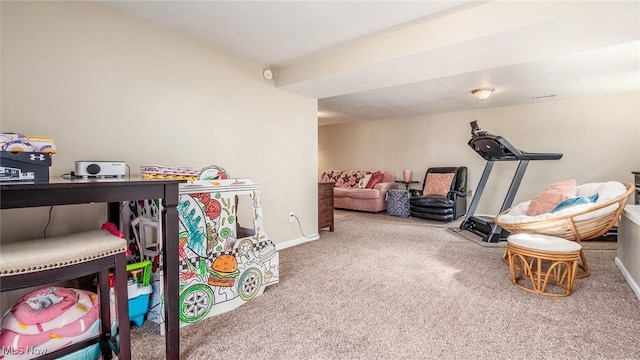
top-left (320, 170), bottom-right (397, 213)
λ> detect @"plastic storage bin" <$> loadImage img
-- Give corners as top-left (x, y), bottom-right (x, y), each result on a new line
top-left (56, 344), bottom-right (101, 360)
top-left (110, 261), bottom-right (153, 328)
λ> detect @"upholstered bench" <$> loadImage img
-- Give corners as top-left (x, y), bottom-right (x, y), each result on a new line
top-left (0, 230), bottom-right (131, 359)
top-left (506, 233), bottom-right (582, 297)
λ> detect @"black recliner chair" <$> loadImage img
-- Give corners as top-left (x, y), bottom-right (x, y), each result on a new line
top-left (409, 166), bottom-right (468, 222)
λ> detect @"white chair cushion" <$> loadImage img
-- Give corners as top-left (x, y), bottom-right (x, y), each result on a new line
top-left (0, 230), bottom-right (127, 276)
top-left (497, 181), bottom-right (626, 225)
top-left (508, 233), bottom-right (582, 252)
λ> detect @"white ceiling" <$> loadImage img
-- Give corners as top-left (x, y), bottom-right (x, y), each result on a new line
top-left (98, 1), bottom-right (640, 126)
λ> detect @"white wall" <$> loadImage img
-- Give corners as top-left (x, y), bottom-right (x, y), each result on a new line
top-left (1, 1), bottom-right (319, 244)
top-left (319, 93), bottom-right (640, 215)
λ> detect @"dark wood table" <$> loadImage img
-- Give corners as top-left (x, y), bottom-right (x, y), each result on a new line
top-left (633, 171), bottom-right (639, 204)
top-left (318, 181), bottom-right (334, 231)
top-left (395, 180), bottom-right (419, 190)
top-left (0, 178), bottom-right (183, 359)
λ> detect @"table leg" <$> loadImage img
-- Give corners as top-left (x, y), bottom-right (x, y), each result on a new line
top-left (162, 183), bottom-right (180, 359)
top-left (114, 253), bottom-right (131, 360)
top-left (106, 202), bottom-right (131, 359)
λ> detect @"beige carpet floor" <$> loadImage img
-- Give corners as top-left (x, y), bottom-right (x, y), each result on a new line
top-left (129, 210), bottom-right (640, 359)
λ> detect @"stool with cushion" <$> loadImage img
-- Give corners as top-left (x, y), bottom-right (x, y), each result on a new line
top-left (0, 230), bottom-right (131, 360)
top-left (506, 233), bottom-right (582, 297)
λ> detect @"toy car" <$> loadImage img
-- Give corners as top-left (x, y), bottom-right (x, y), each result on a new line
top-left (0, 133), bottom-right (57, 154)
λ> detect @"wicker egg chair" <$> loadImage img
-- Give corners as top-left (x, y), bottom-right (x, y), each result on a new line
top-left (495, 181), bottom-right (634, 278)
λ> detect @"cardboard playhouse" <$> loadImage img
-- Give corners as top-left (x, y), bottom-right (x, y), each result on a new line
top-left (123, 178), bottom-right (279, 332)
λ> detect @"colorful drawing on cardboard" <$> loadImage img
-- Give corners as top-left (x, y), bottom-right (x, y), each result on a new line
top-left (140, 181), bottom-right (279, 329)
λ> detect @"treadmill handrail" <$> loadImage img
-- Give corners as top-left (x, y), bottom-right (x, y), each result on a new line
top-left (517, 151), bottom-right (563, 161)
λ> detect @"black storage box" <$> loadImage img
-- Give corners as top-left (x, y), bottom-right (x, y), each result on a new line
top-left (0, 151), bottom-right (51, 182)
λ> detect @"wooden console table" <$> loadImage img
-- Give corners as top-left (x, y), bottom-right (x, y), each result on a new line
top-left (395, 180), bottom-right (419, 190)
top-left (633, 171), bottom-right (639, 204)
top-left (0, 178), bottom-right (183, 359)
top-left (318, 182), bottom-right (334, 231)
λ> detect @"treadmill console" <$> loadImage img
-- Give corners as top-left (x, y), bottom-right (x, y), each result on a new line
top-left (470, 120), bottom-right (488, 137)
top-left (467, 122), bottom-right (562, 161)
top-left (469, 136), bottom-right (521, 161)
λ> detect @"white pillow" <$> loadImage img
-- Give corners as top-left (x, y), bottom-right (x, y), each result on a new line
top-left (358, 174), bottom-right (372, 189)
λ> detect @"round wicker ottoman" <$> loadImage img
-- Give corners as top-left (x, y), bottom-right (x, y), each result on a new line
top-left (506, 233), bottom-right (582, 297)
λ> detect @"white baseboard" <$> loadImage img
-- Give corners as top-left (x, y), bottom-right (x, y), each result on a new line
top-left (276, 234), bottom-right (320, 251)
top-left (615, 257), bottom-right (640, 301)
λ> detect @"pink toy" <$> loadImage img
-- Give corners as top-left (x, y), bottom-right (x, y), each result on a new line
top-left (0, 287), bottom-right (100, 358)
top-left (3, 288), bottom-right (95, 334)
top-left (101, 222), bottom-right (123, 238)
top-left (101, 222), bottom-right (130, 256)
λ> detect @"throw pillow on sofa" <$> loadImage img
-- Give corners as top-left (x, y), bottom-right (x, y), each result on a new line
top-left (358, 174), bottom-right (372, 189)
top-left (337, 170), bottom-right (369, 188)
top-left (366, 171), bottom-right (384, 189)
top-left (320, 170), bottom-right (342, 183)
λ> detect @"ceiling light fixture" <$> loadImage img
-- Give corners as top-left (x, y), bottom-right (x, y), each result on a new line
top-left (262, 68), bottom-right (273, 80)
top-left (471, 87), bottom-right (495, 101)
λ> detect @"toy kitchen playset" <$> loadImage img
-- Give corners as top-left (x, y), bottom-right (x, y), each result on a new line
top-left (124, 166), bottom-right (279, 332)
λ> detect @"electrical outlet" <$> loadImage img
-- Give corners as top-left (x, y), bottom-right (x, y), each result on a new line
top-left (289, 212), bottom-right (295, 223)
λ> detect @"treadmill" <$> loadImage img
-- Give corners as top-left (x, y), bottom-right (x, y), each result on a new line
top-left (460, 121), bottom-right (563, 242)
